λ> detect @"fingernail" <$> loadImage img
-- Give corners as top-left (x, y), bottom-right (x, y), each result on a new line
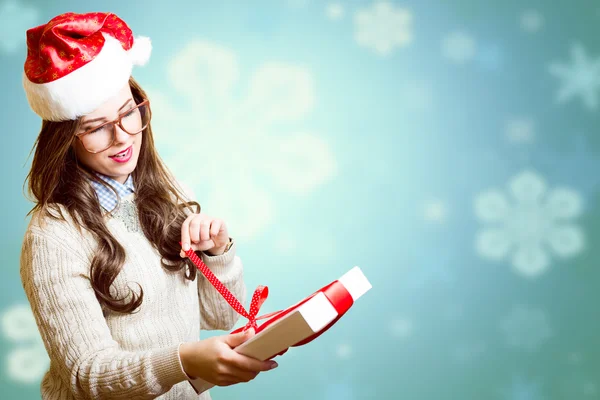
top-left (270, 362), bottom-right (278, 369)
top-left (182, 242), bottom-right (190, 251)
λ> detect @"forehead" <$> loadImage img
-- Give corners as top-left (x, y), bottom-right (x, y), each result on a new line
top-left (82, 83), bottom-right (133, 121)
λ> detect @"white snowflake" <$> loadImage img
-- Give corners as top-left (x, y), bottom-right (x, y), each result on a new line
top-left (520, 10), bottom-right (544, 33)
top-left (442, 30), bottom-right (476, 64)
top-left (506, 117), bottom-right (536, 144)
top-left (335, 343), bottom-right (352, 359)
top-left (0, 0), bottom-right (39, 53)
top-left (500, 305), bottom-right (552, 352)
top-left (474, 170), bottom-right (584, 278)
top-left (1, 303), bottom-right (49, 383)
top-left (146, 40), bottom-right (337, 241)
top-left (422, 198), bottom-right (447, 222)
top-left (326, 3), bottom-right (344, 20)
top-left (389, 317), bottom-right (413, 339)
top-left (548, 43), bottom-right (600, 111)
top-left (354, 1), bottom-right (412, 56)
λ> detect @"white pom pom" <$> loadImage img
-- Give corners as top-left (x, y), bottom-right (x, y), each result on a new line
top-left (128, 36), bottom-right (152, 66)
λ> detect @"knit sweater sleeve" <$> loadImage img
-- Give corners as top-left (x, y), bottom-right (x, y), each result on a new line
top-left (198, 241), bottom-right (247, 331)
top-left (20, 227), bottom-right (190, 399)
top-left (173, 178), bottom-right (247, 331)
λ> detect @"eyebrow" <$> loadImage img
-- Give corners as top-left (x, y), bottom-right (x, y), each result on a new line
top-left (81, 98), bottom-right (133, 126)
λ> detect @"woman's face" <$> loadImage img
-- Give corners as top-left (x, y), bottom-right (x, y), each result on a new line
top-left (72, 82), bottom-right (143, 184)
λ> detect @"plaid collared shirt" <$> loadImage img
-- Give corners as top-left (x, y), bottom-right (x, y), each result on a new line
top-left (90, 172), bottom-right (135, 212)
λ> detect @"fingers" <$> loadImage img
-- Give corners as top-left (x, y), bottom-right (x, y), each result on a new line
top-left (199, 219), bottom-right (211, 241)
top-left (180, 213), bottom-right (196, 251)
top-left (181, 213), bottom-right (215, 257)
top-left (210, 219), bottom-right (222, 238)
top-left (221, 365), bottom-right (260, 383)
top-left (229, 352), bottom-right (278, 373)
top-left (188, 215), bottom-right (201, 243)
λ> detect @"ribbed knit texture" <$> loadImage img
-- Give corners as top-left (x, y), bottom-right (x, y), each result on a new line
top-left (19, 181), bottom-right (247, 399)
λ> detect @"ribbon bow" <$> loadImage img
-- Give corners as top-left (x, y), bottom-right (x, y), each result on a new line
top-left (182, 244), bottom-right (354, 359)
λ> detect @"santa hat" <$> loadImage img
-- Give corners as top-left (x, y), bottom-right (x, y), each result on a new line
top-left (23, 12), bottom-right (152, 122)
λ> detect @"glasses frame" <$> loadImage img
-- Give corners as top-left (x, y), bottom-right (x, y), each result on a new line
top-left (75, 99), bottom-right (152, 154)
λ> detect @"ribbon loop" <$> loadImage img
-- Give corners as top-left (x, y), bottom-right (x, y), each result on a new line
top-left (243, 285), bottom-right (269, 331)
top-left (182, 243), bottom-right (355, 359)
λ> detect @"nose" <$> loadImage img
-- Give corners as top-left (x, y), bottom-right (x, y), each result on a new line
top-left (113, 123), bottom-right (130, 145)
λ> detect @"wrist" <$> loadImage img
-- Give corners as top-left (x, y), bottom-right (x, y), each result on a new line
top-left (179, 342), bottom-right (197, 380)
top-left (205, 238), bottom-right (233, 256)
top-left (205, 245), bottom-right (227, 256)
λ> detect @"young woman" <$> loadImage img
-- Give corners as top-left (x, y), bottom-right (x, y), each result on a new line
top-left (19, 11), bottom-right (277, 400)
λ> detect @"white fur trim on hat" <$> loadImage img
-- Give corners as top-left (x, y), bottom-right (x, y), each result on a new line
top-left (128, 35), bottom-right (152, 66)
top-left (23, 33), bottom-right (152, 122)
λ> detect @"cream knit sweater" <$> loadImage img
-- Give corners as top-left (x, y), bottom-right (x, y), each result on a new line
top-left (19, 181), bottom-right (247, 399)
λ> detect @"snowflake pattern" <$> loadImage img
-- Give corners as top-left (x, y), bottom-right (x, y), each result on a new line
top-left (1, 304), bottom-right (49, 383)
top-left (325, 2), bottom-right (344, 20)
top-left (422, 198), bottom-right (447, 222)
top-left (474, 170), bottom-right (584, 278)
top-left (548, 43), bottom-right (600, 111)
top-left (146, 40), bottom-right (336, 240)
top-left (335, 342), bottom-right (352, 359)
top-left (389, 316), bottom-right (413, 339)
top-left (353, 1), bottom-right (412, 56)
top-left (442, 30), bottom-right (477, 64)
top-left (506, 117), bottom-right (536, 144)
top-left (520, 10), bottom-right (544, 33)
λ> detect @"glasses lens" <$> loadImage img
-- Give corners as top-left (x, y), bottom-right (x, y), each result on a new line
top-left (121, 104), bottom-right (149, 134)
top-left (79, 102), bottom-right (150, 153)
top-left (80, 123), bottom-right (114, 153)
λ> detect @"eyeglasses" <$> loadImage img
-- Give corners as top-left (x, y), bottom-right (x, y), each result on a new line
top-left (75, 99), bottom-right (151, 154)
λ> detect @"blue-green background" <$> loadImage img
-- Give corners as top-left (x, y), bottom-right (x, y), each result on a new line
top-left (1, 0), bottom-right (599, 399)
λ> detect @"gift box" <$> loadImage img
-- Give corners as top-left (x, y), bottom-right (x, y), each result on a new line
top-left (181, 247), bottom-right (372, 395)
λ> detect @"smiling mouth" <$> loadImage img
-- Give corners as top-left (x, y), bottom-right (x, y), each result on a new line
top-left (110, 145), bottom-right (132, 157)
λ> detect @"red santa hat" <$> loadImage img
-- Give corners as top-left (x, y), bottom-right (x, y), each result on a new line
top-left (23, 12), bottom-right (152, 121)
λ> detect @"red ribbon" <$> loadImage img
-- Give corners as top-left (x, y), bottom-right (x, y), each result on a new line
top-left (182, 244), bottom-right (354, 359)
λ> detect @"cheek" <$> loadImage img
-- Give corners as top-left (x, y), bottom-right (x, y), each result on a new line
top-left (135, 134), bottom-right (143, 153)
top-left (74, 141), bottom-right (106, 167)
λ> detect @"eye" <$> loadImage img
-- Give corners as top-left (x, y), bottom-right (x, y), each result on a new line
top-left (123, 109), bottom-right (136, 118)
top-left (88, 126), bottom-right (107, 134)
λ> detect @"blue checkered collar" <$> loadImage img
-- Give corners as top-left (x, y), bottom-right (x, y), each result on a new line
top-left (90, 172), bottom-right (135, 213)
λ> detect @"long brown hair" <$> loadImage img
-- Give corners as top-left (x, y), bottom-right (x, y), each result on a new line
top-left (23, 76), bottom-right (201, 314)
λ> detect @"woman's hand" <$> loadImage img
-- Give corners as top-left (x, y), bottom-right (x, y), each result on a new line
top-left (180, 212), bottom-right (229, 257)
top-left (179, 328), bottom-right (278, 386)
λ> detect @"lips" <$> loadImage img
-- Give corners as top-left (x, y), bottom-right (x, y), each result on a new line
top-left (110, 145), bottom-right (132, 157)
